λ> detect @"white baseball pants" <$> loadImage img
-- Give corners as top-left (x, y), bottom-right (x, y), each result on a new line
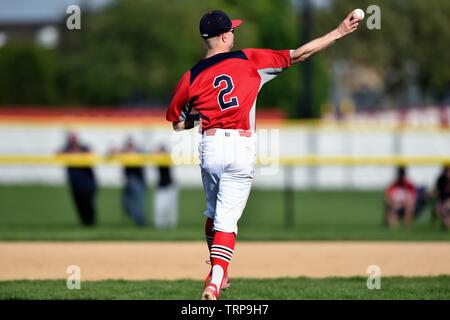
top-left (199, 128), bottom-right (256, 234)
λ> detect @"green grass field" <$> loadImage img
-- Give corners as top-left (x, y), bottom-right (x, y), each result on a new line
top-left (1, 276), bottom-right (449, 299)
top-left (1, 185), bottom-right (449, 300)
top-left (0, 185), bottom-right (449, 241)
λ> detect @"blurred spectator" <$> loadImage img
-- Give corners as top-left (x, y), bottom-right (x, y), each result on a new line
top-left (384, 166), bottom-right (417, 228)
top-left (153, 146), bottom-right (178, 229)
top-left (432, 166), bottom-right (450, 230)
top-left (59, 132), bottom-right (97, 226)
top-left (111, 137), bottom-right (147, 226)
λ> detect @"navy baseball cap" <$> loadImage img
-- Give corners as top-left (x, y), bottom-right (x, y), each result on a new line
top-left (199, 10), bottom-right (242, 39)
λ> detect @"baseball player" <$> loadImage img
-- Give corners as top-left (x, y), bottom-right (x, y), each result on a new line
top-left (384, 166), bottom-right (417, 228)
top-left (166, 9), bottom-right (361, 300)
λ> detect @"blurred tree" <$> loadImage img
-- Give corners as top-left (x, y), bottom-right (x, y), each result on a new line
top-left (59, 0), bottom-right (257, 106)
top-left (315, 0), bottom-right (450, 105)
top-left (59, 0), bottom-right (326, 116)
top-left (1, 0), bottom-right (449, 113)
top-left (0, 0), bottom-right (331, 116)
top-left (309, 57), bottom-right (330, 117)
top-left (0, 43), bottom-right (59, 105)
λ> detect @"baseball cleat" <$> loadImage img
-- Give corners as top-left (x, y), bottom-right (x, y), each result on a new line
top-left (204, 272), bottom-right (231, 291)
top-left (201, 283), bottom-right (219, 300)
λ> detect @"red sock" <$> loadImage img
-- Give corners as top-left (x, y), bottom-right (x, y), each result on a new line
top-left (209, 231), bottom-right (235, 290)
top-left (205, 218), bottom-right (215, 252)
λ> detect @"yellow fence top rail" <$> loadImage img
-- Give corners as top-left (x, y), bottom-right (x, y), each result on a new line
top-left (0, 154), bottom-right (449, 167)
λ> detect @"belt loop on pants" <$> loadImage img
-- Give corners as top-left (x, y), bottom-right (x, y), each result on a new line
top-left (204, 129), bottom-right (217, 136)
top-left (203, 128), bottom-right (253, 137)
top-left (238, 130), bottom-right (253, 137)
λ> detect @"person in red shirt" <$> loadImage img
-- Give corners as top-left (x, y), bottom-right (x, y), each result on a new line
top-left (166, 9), bottom-right (361, 300)
top-left (384, 166), bottom-right (417, 229)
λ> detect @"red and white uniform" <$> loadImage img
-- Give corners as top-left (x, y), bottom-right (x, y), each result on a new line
top-left (166, 49), bottom-right (291, 234)
top-left (386, 179), bottom-right (417, 205)
top-left (166, 49), bottom-right (291, 130)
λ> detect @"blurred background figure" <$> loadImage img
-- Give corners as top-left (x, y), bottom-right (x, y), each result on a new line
top-left (113, 136), bottom-right (147, 226)
top-left (153, 145), bottom-right (178, 230)
top-left (384, 166), bottom-right (417, 229)
top-left (432, 166), bottom-right (450, 230)
top-left (58, 132), bottom-right (97, 226)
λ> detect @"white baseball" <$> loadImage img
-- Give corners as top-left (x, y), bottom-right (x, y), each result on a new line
top-left (353, 8), bottom-right (365, 20)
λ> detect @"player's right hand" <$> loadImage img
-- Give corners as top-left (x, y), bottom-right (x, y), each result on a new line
top-left (336, 11), bottom-right (360, 39)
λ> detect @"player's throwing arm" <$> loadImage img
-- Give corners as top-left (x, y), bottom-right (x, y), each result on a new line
top-left (290, 10), bottom-right (361, 64)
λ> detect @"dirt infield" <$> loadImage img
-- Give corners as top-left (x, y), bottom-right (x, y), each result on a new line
top-left (1, 242), bottom-right (450, 280)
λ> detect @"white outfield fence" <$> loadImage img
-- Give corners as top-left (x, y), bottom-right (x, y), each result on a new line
top-left (0, 120), bottom-right (449, 190)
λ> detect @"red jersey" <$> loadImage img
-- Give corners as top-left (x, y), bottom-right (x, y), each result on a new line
top-left (386, 179), bottom-right (417, 202)
top-left (166, 49), bottom-right (291, 131)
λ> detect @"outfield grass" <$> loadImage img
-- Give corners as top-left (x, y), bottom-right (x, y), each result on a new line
top-left (0, 277), bottom-right (449, 299)
top-left (0, 185), bottom-right (449, 241)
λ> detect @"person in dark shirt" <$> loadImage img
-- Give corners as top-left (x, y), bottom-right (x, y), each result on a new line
top-left (384, 166), bottom-right (417, 229)
top-left (158, 163), bottom-right (173, 188)
top-left (59, 132), bottom-right (97, 226)
top-left (434, 166), bottom-right (450, 230)
top-left (117, 137), bottom-right (147, 226)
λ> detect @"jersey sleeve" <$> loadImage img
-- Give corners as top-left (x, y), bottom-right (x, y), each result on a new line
top-left (243, 48), bottom-right (292, 84)
top-left (166, 71), bottom-right (192, 122)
